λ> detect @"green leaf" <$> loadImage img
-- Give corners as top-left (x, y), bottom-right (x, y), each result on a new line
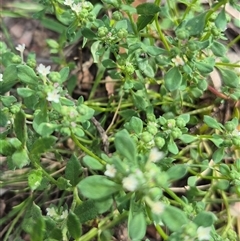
top-left (187, 176), bottom-right (198, 187)
top-left (17, 64), bottom-right (39, 85)
top-left (210, 41), bottom-right (227, 57)
top-left (17, 87), bottom-right (35, 97)
top-left (217, 68), bottom-right (239, 88)
top-left (164, 67), bottom-right (182, 92)
top-left (1, 95), bottom-right (17, 107)
top-left (179, 113), bottom-right (190, 123)
top-left (29, 214), bottom-right (45, 241)
top-left (94, 196), bottom-right (113, 214)
top-left (212, 147), bottom-right (225, 163)
top-left (91, 41), bottom-right (101, 63)
top-left (72, 127), bottom-right (85, 137)
top-left (167, 164), bottom-right (187, 181)
top-left (102, 59), bottom-right (116, 68)
top-left (137, 15), bottom-right (154, 31)
top-left (114, 129), bottom-right (137, 163)
top-left (142, 63), bottom-right (155, 78)
top-left (28, 170), bottom-right (43, 190)
top-left (14, 110), bottom-right (27, 145)
top-left (67, 211), bottom-right (82, 239)
top-left (216, 180), bottom-right (229, 190)
top-left (179, 134), bottom-right (197, 143)
top-left (115, 19), bottom-right (128, 30)
top-left (78, 175), bottom-right (121, 199)
top-left (0, 139), bottom-right (15, 155)
top-left (76, 104), bottom-right (95, 123)
top-left (209, 134), bottom-right (224, 147)
top-left (136, 3), bottom-right (160, 15)
top-left (9, 138), bottom-right (22, 149)
top-left (0, 110), bottom-right (8, 127)
top-left (195, 58), bottom-right (215, 74)
top-left (12, 148), bottom-right (30, 168)
top-left (129, 116), bottom-right (143, 134)
top-left (128, 198), bottom-right (146, 240)
top-left (81, 27), bottom-right (97, 39)
top-left (144, 46), bottom-right (167, 56)
top-left (203, 115), bottom-right (223, 130)
top-left (37, 122), bottom-right (58, 137)
top-left (162, 205), bottom-right (188, 231)
top-left (0, 64), bottom-right (18, 94)
top-left (30, 136), bottom-right (57, 158)
top-left (185, 12), bottom-right (207, 36)
top-left (59, 67), bottom-right (69, 83)
top-left (74, 200), bottom-right (98, 223)
top-left (65, 155), bottom-right (82, 186)
top-left (57, 177), bottom-right (72, 190)
top-left (60, 97), bottom-right (75, 106)
top-left (2, 51), bottom-right (15, 67)
top-left (83, 155), bottom-right (104, 170)
top-left (167, 138), bottom-right (178, 154)
top-left (193, 211), bottom-right (217, 227)
top-left (132, 90), bottom-right (150, 111)
top-left (33, 108), bottom-right (48, 135)
top-left (215, 8), bottom-right (227, 31)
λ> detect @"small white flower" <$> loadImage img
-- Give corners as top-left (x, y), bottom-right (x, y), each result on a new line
top-left (60, 210), bottom-right (68, 219)
top-left (232, 128), bottom-right (240, 136)
top-left (0, 73), bottom-right (3, 82)
top-left (69, 110), bottom-right (78, 118)
top-left (149, 147), bottom-right (165, 163)
top-left (197, 226), bottom-right (211, 241)
top-left (47, 90), bottom-right (60, 103)
top-left (63, 0), bottom-right (73, 6)
top-left (46, 207), bottom-right (57, 217)
top-left (122, 174), bottom-right (139, 191)
top-left (16, 43), bottom-right (25, 53)
top-left (172, 55), bottom-right (185, 66)
top-left (104, 164), bottom-right (117, 178)
top-left (71, 3), bottom-right (82, 13)
top-left (70, 122), bottom-right (77, 128)
top-left (151, 201), bottom-right (165, 215)
top-left (37, 63), bottom-right (51, 77)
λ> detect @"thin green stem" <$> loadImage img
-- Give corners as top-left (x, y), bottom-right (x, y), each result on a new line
top-left (227, 34), bottom-right (240, 48)
top-left (163, 187), bottom-right (187, 207)
top-left (181, 0), bottom-right (198, 20)
top-left (155, 224), bottom-right (168, 240)
top-left (79, 211), bottom-right (128, 241)
top-left (185, 105), bottom-right (214, 115)
top-left (126, 12), bottom-right (138, 36)
top-left (88, 65), bottom-right (105, 100)
top-left (154, 15), bottom-right (170, 51)
top-left (205, 0), bottom-right (228, 22)
top-left (3, 197), bottom-right (32, 241)
top-left (71, 132), bottom-right (106, 165)
top-left (215, 62), bottom-right (240, 68)
top-left (220, 189), bottom-right (232, 237)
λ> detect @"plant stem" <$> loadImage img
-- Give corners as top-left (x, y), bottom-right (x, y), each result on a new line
top-left (163, 187), bottom-right (187, 207)
top-left (79, 211), bottom-right (128, 241)
top-left (3, 197), bottom-right (32, 241)
top-left (71, 132), bottom-right (106, 165)
top-left (155, 224), bottom-right (168, 240)
top-left (154, 15), bottom-right (170, 51)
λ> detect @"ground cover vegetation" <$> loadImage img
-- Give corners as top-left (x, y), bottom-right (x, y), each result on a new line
top-left (0, 0), bottom-right (240, 240)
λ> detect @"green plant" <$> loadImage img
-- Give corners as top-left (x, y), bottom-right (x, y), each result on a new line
top-left (1, 0), bottom-right (240, 240)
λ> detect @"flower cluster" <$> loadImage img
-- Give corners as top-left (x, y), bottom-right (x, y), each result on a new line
top-left (104, 147), bottom-right (169, 216)
top-left (63, 0), bottom-right (93, 18)
top-left (46, 206), bottom-right (68, 221)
